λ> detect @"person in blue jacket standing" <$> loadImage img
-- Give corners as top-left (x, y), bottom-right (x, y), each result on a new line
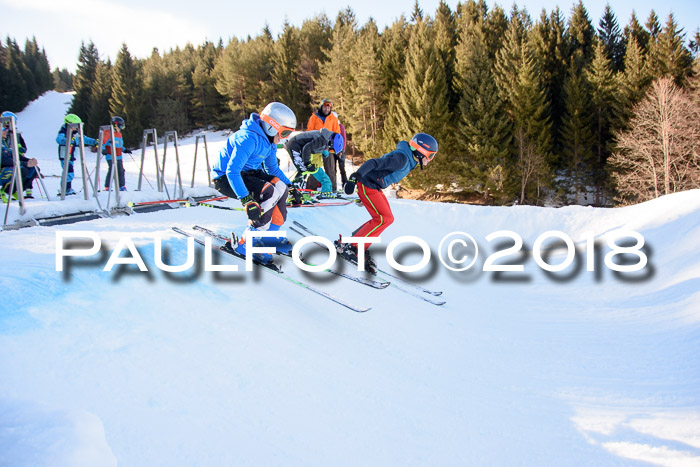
top-left (338, 132), bottom-right (438, 274)
top-left (101, 116), bottom-right (131, 191)
top-left (212, 102), bottom-right (297, 263)
top-left (56, 113), bottom-right (97, 195)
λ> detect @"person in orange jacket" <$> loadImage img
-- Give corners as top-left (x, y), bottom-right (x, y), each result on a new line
top-left (307, 98), bottom-right (341, 191)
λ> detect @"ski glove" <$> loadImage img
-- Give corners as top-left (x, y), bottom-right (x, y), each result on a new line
top-left (240, 193), bottom-right (262, 221)
top-left (344, 174), bottom-right (357, 195)
top-left (289, 188), bottom-right (303, 205)
top-left (123, 148), bottom-right (132, 154)
top-left (321, 150), bottom-right (330, 157)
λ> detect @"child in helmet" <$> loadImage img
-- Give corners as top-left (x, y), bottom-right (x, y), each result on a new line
top-left (211, 102), bottom-right (297, 264)
top-left (101, 116), bottom-right (129, 191)
top-left (338, 133), bottom-right (438, 274)
top-left (56, 113), bottom-right (97, 195)
top-left (1, 111), bottom-right (38, 201)
top-left (283, 128), bottom-right (344, 195)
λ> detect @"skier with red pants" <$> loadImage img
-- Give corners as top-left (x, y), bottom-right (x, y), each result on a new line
top-left (338, 132), bottom-right (438, 274)
top-left (211, 102), bottom-right (297, 264)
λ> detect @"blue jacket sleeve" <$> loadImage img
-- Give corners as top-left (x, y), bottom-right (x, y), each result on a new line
top-left (225, 136), bottom-right (253, 199)
top-left (56, 133), bottom-right (67, 146)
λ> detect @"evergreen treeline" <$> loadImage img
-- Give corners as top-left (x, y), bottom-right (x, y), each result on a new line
top-left (0, 36), bottom-right (54, 112)
top-left (4, 2), bottom-right (699, 205)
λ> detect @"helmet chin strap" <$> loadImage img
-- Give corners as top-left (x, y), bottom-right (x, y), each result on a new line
top-left (412, 148), bottom-right (425, 170)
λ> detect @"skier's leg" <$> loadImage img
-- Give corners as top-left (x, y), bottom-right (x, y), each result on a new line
top-left (353, 182), bottom-right (394, 250)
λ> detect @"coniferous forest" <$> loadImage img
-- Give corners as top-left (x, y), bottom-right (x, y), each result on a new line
top-left (2, 1), bottom-right (699, 206)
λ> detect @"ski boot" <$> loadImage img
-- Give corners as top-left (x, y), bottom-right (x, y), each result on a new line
top-left (255, 224), bottom-right (293, 256)
top-left (335, 238), bottom-right (377, 274)
top-left (24, 189), bottom-right (33, 199)
top-left (230, 229), bottom-right (273, 264)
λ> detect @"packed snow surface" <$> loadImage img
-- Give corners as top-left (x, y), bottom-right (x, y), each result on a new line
top-left (1, 93), bottom-right (699, 466)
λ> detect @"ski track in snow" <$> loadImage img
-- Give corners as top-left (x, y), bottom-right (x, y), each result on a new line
top-left (1, 92), bottom-right (699, 466)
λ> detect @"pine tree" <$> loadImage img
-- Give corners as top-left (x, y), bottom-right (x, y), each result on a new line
top-left (434, 0), bottom-right (459, 111)
top-left (511, 42), bottom-right (552, 205)
top-left (385, 18), bottom-right (450, 189)
top-left (69, 41), bottom-right (99, 120)
top-left (410, 0), bottom-right (424, 23)
top-left (531, 8), bottom-right (568, 159)
top-left (620, 36), bottom-right (651, 106)
top-left (1, 38), bottom-right (30, 111)
top-left (110, 43), bottom-right (144, 146)
top-left (380, 16), bottom-right (409, 98)
top-left (586, 40), bottom-right (621, 202)
top-left (346, 19), bottom-right (385, 156)
top-left (494, 11), bottom-right (528, 103)
top-left (651, 14), bottom-right (694, 86)
top-left (214, 32), bottom-right (275, 125)
top-left (623, 12), bottom-right (650, 55)
top-left (560, 58), bottom-right (596, 202)
top-left (191, 42), bottom-right (227, 128)
top-left (597, 4), bottom-right (624, 71)
top-left (298, 14), bottom-right (333, 97)
top-left (566, 0), bottom-right (595, 68)
top-left (23, 37), bottom-right (52, 95)
top-left (87, 60), bottom-right (112, 136)
top-left (645, 11), bottom-right (662, 40)
top-left (271, 22), bottom-right (309, 124)
top-left (484, 5), bottom-right (509, 59)
top-left (313, 8), bottom-right (357, 118)
top-left (454, 26), bottom-right (512, 200)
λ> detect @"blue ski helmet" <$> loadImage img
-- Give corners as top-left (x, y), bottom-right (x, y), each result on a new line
top-left (409, 133), bottom-right (438, 161)
top-left (111, 116), bottom-right (125, 130)
top-left (1, 110), bottom-right (18, 123)
top-left (332, 132), bottom-right (345, 154)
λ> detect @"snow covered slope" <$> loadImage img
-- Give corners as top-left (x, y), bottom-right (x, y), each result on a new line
top-left (1, 93), bottom-right (699, 466)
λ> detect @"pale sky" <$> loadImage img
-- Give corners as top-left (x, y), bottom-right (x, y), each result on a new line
top-left (2, 0), bottom-right (698, 72)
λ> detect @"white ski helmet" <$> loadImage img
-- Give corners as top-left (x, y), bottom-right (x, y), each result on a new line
top-left (260, 102), bottom-right (297, 138)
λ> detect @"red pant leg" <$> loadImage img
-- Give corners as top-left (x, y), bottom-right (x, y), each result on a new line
top-left (353, 183), bottom-right (394, 250)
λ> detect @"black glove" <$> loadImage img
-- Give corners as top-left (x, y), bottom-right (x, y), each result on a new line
top-left (289, 188), bottom-right (303, 205)
top-left (344, 174), bottom-right (357, 195)
top-left (240, 193), bottom-right (262, 221)
top-left (306, 163), bottom-right (316, 172)
top-left (123, 147), bottom-right (132, 154)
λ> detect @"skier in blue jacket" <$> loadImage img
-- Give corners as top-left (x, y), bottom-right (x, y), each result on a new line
top-left (212, 102), bottom-right (297, 263)
top-left (56, 113), bottom-right (97, 195)
top-left (338, 132), bottom-right (438, 274)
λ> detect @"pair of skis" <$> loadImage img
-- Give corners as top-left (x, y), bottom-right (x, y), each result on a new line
top-left (173, 222), bottom-right (445, 312)
top-left (289, 221), bottom-right (446, 306)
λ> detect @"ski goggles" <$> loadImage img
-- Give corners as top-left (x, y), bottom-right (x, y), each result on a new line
top-left (261, 114), bottom-right (294, 138)
top-left (409, 140), bottom-right (437, 161)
